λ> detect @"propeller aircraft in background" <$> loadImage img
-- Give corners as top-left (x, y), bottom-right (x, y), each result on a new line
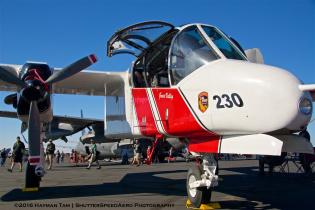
top-left (0, 21), bottom-right (314, 208)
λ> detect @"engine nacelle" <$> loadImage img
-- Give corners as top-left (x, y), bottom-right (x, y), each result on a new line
top-left (16, 62), bottom-right (53, 122)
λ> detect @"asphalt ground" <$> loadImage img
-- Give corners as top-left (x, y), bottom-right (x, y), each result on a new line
top-left (0, 159), bottom-right (314, 210)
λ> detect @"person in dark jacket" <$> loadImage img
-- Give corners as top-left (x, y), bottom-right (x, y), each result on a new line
top-left (46, 139), bottom-right (55, 170)
top-left (0, 148), bottom-right (7, 167)
top-left (8, 137), bottom-right (25, 172)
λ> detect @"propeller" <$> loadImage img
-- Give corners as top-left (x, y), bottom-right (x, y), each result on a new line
top-left (28, 101), bottom-right (41, 159)
top-left (21, 122), bottom-right (28, 134)
top-left (0, 66), bottom-right (26, 87)
top-left (0, 54), bottom-right (97, 87)
top-left (4, 93), bottom-right (17, 105)
top-left (1, 54), bottom-right (98, 167)
top-left (45, 54), bottom-right (97, 84)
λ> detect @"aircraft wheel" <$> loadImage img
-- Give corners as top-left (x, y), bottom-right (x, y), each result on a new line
top-left (186, 165), bottom-right (212, 208)
top-left (25, 162), bottom-right (41, 189)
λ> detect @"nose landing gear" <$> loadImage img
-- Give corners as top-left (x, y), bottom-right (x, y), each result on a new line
top-left (186, 154), bottom-right (218, 208)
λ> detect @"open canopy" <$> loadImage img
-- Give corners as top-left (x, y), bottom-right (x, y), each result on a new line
top-left (107, 21), bottom-right (174, 57)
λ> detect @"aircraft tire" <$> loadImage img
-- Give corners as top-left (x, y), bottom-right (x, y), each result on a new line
top-left (25, 162), bottom-right (41, 189)
top-left (186, 165), bottom-right (212, 208)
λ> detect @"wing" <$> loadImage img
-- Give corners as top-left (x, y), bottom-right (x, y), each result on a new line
top-left (0, 64), bottom-right (21, 92)
top-left (299, 84), bottom-right (315, 101)
top-left (0, 110), bottom-right (105, 141)
top-left (52, 69), bottom-right (128, 96)
top-left (49, 115), bottom-right (104, 141)
top-left (0, 64), bottom-right (128, 96)
top-left (0, 110), bottom-right (103, 124)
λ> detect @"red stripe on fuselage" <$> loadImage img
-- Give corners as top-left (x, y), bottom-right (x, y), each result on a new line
top-left (132, 88), bottom-right (159, 137)
top-left (151, 88), bottom-right (211, 136)
top-left (188, 137), bottom-right (221, 153)
top-left (133, 87), bottom-right (220, 153)
top-left (151, 88), bottom-right (220, 153)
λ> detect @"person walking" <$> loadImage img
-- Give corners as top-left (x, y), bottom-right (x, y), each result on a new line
top-left (168, 147), bottom-right (175, 163)
top-left (46, 139), bottom-right (55, 170)
top-left (60, 151), bottom-right (65, 163)
top-left (1, 148), bottom-right (7, 167)
top-left (121, 146), bottom-right (129, 165)
top-left (8, 137), bottom-right (25, 172)
top-left (86, 140), bottom-right (101, 169)
top-left (56, 150), bottom-right (61, 164)
top-left (131, 139), bottom-right (141, 166)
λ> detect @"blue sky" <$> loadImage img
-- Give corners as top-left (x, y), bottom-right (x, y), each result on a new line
top-left (0, 0), bottom-right (314, 150)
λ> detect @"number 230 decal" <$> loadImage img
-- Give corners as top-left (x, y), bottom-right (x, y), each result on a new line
top-left (213, 93), bottom-right (244, 108)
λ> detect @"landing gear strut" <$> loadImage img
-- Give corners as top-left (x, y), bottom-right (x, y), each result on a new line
top-left (24, 162), bottom-right (41, 189)
top-left (146, 135), bottom-right (163, 165)
top-left (186, 154), bottom-right (218, 208)
top-left (23, 125), bottom-right (45, 191)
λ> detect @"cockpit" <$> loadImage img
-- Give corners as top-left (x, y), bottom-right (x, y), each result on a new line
top-left (107, 21), bottom-right (247, 88)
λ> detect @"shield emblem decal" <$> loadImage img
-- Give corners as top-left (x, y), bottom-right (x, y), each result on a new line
top-left (198, 92), bottom-right (208, 113)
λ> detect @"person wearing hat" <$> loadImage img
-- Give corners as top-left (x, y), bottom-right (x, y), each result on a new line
top-left (86, 140), bottom-right (101, 169)
top-left (46, 139), bottom-right (55, 170)
top-left (8, 136), bottom-right (25, 172)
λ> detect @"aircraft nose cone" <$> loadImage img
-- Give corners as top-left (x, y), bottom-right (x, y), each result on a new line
top-left (178, 60), bottom-right (311, 134)
top-left (235, 62), bottom-right (312, 132)
top-left (260, 66), bottom-right (312, 131)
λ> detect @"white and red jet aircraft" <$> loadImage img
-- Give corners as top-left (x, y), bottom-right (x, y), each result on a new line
top-left (0, 21), bottom-right (314, 207)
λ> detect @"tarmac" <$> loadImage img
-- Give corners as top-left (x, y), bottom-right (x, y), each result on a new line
top-left (0, 159), bottom-right (314, 210)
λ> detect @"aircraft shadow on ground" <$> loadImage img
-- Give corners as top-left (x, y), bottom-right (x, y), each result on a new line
top-left (1, 170), bottom-right (187, 202)
top-left (216, 166), bottom-right (315, 209)
top-left (2, 165), bottom-right (315, 209)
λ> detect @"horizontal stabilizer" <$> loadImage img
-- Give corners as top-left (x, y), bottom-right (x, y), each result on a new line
top-left (220, 134), bottom-right (283, 156)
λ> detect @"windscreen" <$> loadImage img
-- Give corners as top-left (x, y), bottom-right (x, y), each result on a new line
top-left (202, 26), bottom-right (246, 60)
top-left (170, 26), bottom-right (219, 85)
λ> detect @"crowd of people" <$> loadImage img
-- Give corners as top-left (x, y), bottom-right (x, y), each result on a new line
top-left (0, 137), bottom-right (68, 172)
top-left (0, 137), bottom-right (185, 173)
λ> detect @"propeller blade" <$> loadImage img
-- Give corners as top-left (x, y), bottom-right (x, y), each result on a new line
top-left (0, 66), bottom-right (25, 87)
top-left (45, 54), bottom-right (97, 84)
top-left (21, 122), bottom-right (28, 134)
top-left (28, 101), bottom-right (41, 158)
top-left (21, 133), bottom-right (28, 144)
top-left (4, 93), bottom-right (17, 105)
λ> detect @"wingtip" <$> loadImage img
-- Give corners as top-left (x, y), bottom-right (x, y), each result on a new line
top-left (88, 54), bottom-right (98, 64)
top-left (299, 84), bottom-right (315, 91)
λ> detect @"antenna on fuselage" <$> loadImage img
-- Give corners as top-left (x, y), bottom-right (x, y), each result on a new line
top-left (81, 109), bottom-right (85, 136)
